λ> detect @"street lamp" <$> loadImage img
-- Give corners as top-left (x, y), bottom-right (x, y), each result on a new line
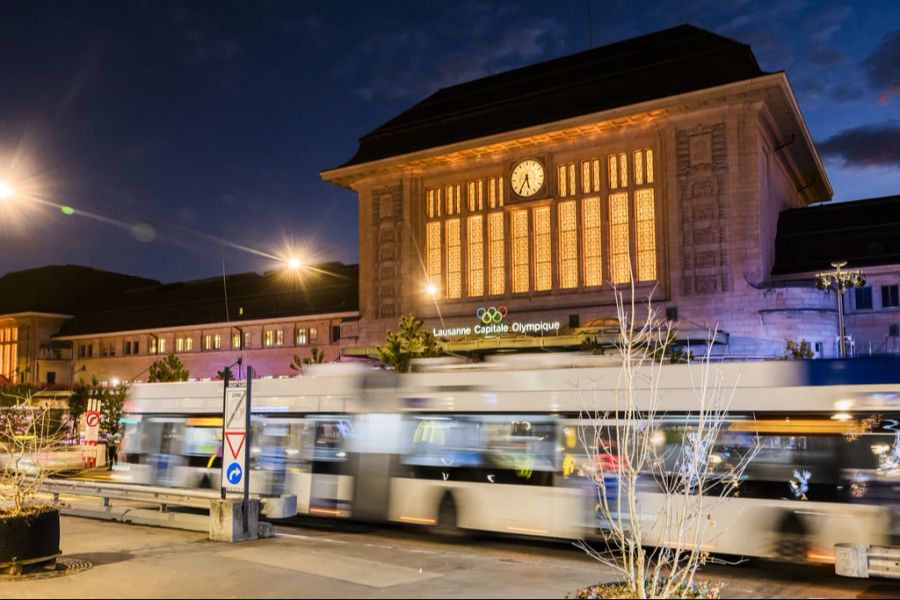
top-left (0, 180), bottom-right (13, 201)
top-left (287, 257), bottom-right (302, 271)
top-left (816, 261), bottom-right (865, 358)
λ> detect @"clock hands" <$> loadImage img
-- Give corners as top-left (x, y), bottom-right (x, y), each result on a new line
top-left (519, 173), bottom-right (530, 195)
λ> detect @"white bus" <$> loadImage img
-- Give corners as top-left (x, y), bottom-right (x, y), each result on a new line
top-left (121, 356), bottom-right (900, 563)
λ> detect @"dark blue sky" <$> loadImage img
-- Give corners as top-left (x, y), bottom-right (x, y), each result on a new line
top-left (1, 0), bottom-right (898, 282)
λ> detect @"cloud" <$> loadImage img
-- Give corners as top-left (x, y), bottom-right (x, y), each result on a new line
top-left (819, 123), bottom-right (900, 167)
top-left (337, 2), bottom-right (568, 102)
top-left (862, 29), bottom-right (900, 103)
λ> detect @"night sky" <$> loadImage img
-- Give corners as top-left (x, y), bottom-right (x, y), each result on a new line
top-left (1, 1), bottom-right (898, 283)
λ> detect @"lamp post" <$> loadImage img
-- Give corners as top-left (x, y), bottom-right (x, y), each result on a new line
top-left (816, 261), bottom-right (866, 358)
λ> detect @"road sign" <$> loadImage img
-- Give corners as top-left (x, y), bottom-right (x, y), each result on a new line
top-left (222, 385), bottom-right (248, 493)
top-left (225, 431), bottom-right (245, 459)
top-left (84, 399), bottom-right (101, 443)
top-left (225, 462), bottom-right (243, 485)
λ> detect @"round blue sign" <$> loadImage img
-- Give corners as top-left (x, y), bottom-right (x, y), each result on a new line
top-left (226, 462), bottom-right (243, 485)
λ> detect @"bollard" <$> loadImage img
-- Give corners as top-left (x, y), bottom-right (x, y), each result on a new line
top-left (835, 543), bottom-right (869, 578)
top-left (209, 498), bottom-right (259, 542)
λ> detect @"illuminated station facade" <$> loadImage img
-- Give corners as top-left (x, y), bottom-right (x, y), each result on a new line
top-left (324, 25), bottom-right (846, 358)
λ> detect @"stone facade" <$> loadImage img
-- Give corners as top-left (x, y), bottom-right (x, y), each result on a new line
top-left (325, 75), bottom-right (839, 358)
top-left (58, 314), bottom-right (358, 385)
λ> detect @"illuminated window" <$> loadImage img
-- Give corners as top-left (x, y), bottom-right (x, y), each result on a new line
top-left (214, 334), bottom-right (221, 350)
top-left (150, 337), bottom-right (158, 354)
top-left (557, 162), bottom-right (577, 197)
top-left (309, 327), bottom-right (318, 344)
top-left (512, 210), bottom-right (530, 293)
top-left (264, 330), bottom-right (273, 347)
top-left (581, 158), bottom-right (602, 193)
top-left (276, 329), bottom-right (284, 346)
top-left (489, 178), bottom-right (496, 208)
top-left (426, 221), bottom-right (442, 297)
top-left (186, 337), bottom-right (193, 351)
top-left (159, 339), bottom-right (166, 353)
top-left (583, 197), bottom-right (602, 286)
top-left (609, 192), bottom-right (631, 284)
top-left (468, 181), bottom-right (475, 212)
top-left (204, 335), bottom-right (212, 350)
top-left (634, 151), bottom-right (644, 186)
top-left (618, 152), bottom-right (628, 188)
top-left (427, 189), bottom-right (435, 219)
top-left (232, 332), bottom-right (241, 349)
top-left (488, 211), bottom-right (505, 295)
top-left (633, 149), bottom-right (654, 185)
top-left (635, 189), bottom-right (657, 281)
top-left (243, 332), bottom-right (251, 348)
top-left (468, 215), bottom-right (484, 297)
top-left (295, 327), bottom-right (308, 345)
top-left (436, 187), bottom-right (442, 217)
top-left (534, 206), bottom-right (551, 291)
top-left (176, 337), bottom-right (185, 353)
top-left (558, 201), bottom-right (578, 289)
top-left (0, 326), bottom-right (18, 384)
top-left (608, 155), bottom-right (618, 189)
top-left (446, 218), bottom-right (461, 299)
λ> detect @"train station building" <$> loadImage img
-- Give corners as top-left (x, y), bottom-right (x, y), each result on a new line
top-left (323, 24), bottom-right (900, 359)
top-left (2, 25), bottom-right (900, 388)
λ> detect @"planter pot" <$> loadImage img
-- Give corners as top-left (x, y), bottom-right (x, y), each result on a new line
top-left (0, 508), bottom-right (61, 573)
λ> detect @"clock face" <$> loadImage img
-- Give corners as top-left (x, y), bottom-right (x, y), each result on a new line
top-left (511, 159), bottom-right (544, 198)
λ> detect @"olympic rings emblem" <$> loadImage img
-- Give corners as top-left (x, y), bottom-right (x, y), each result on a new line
top-left (476, 306), bottom-right (508, 324)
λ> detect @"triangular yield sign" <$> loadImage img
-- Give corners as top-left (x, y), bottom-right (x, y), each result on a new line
top-left (225, 431), bottom-right (246, 459)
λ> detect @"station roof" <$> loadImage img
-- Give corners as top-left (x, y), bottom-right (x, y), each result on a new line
top-left (0, 265), bottom-right (158, 317)
top-left (772, 195), bottom-right (900, 275)
top-left (333, 24), bottom-right (765, 169)
top-left (53, 262), bottom-right (359, 338)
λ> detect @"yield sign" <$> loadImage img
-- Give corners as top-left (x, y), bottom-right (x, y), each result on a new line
top-left (225, 431), bottom-right (246, 459)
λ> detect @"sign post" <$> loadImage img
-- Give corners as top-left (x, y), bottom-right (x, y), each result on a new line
top-left (221, 365), bottom-right (252, 534)
top-left (84, 398), bottom-right (101, 468)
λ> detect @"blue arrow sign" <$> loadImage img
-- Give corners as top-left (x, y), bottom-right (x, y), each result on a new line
top-left (226, 462), bottom-right (243, 485)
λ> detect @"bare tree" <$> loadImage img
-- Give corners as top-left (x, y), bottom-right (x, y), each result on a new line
top-left (0, 392), bottom-right (69, 516)
top-left (575, 286), bottom-right (759, 599)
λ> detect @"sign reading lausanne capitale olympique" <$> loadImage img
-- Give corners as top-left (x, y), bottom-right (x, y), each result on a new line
top-left (432, 306), bottom-right (561, 338)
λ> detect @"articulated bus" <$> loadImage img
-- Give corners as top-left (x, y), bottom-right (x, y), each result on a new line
top-left (121, 356), bottom-right (900, 563)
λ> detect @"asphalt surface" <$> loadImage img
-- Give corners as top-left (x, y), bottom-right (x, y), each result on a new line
top-left (5, 515), bottom-right (900, 598)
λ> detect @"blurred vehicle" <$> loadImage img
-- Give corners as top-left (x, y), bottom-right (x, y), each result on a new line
top-left (120, 356), bottom-right (900, 563)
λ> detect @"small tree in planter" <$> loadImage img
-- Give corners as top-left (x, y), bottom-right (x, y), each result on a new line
top-left (573, 288), bottom-right (759, 599)
top-left (0, 391), bottom-right (70, 575)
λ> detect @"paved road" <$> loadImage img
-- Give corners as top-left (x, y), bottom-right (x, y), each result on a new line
top-left (5, 516), bottom-right (900, 598)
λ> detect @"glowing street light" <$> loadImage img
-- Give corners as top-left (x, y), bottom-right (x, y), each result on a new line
top-left (0, 180), bottom-right (13, 201)
top-left (287, 257), bottom-right (302, 271)
top-left (816, 260), bottom-right (866, 358)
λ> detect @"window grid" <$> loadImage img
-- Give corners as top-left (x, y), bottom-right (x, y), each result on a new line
top-left (468, 215), bottom-right (484, 297)
top-left (583, 197), bottom-right (603, 286)
top-left (534, 206), bottom-right (552, 291)
top-left (883, 285), bottom-right (900, 308)
top-left (426, 221), bottom-right (442, 297)
top-left (635, 188), bottom-right (657, 281)
top-left (445, 218), bottom-right (462, 299)
top-left (558, 200), bottom-right (578, 289)
top-left (488, 211), bottom-right (505, 295)
top-left (610, 192), bottom-right (631, 284)
top-left (512, 210), bottom-right (530, 293)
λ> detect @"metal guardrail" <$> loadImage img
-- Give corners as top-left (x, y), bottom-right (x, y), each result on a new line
top-left (835, 543), bottom-right (900, 579)
top-left (41, 478), bottom-right (297, 533)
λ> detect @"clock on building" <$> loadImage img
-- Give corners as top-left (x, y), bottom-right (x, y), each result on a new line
top-left (511, 159), bottom-right (544, 198)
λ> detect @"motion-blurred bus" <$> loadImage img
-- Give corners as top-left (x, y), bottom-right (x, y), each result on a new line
top-left (121, 356), bottom-right (900, 563)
